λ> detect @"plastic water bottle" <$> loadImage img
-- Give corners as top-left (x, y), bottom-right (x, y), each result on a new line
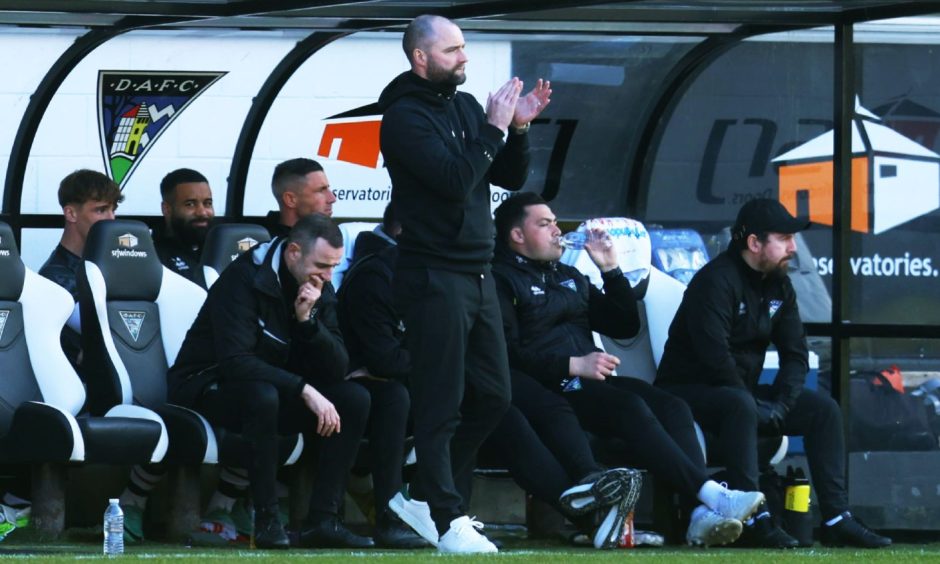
top-left (558, 231), bottom-right (589, 249)
top-left (103, 499), bottom-right (124, 556)
top-left (558, 231), bottom-right (612, 250)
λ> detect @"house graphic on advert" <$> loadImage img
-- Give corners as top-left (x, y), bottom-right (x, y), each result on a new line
top-left (772, 100), bottom-right (940, 234)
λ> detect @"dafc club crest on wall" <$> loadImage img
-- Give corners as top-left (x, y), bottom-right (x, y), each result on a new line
top-left (97, 71), bottom-right (226, 188)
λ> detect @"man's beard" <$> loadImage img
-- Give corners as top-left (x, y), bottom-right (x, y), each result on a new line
top-left (171, 215), bottom-right (209, 247)
top-left (760, 255), bottom-right (792, 278)
top-left (427, 59), bottom-right (466, 86)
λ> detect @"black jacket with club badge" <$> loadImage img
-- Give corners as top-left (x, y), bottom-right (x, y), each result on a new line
top-left (167, 237), bottom-right (348, 407)
top-left (656, 249), bottom-right (809, 411)
top-left (491, 245), bottom-right (640, 391)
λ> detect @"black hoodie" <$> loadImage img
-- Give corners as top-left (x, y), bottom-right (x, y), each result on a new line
top-left (378, 71), bottom-right (530, 272)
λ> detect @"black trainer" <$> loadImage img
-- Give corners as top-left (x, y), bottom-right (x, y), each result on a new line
top-left (820, 512), bottom-right (891, 548)
top-left (374, 511), bottom-right (432, 549)
top-left (736, 514), bottom-right (799, 549)
top-left (254, 504), bottom-right (290, 549)
top-left (559, 467), bottom-right (642, 516)
top-left (299, 516), bottom-right (375, 548)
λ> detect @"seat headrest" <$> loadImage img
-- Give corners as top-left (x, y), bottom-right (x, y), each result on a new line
top-left (83, 219), bottom-right (163, 301)
top-left (0, 221), bottom-right (25, 300)
top-left (560, 217), bottom-right (651, 292)
top-left (648, 228), bottom-right (709, 285)
top-left (200, 223), bottom-right (271, 273)
top-left (333, 222), bottom-right (380, 288)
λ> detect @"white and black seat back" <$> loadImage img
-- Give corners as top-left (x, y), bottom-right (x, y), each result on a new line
top-left (200, 223), bottom-right (271, 289)
top-left (333, 222), bottom-right (379, 289)
top-left (0, 222), bottom-right (39, 433)
top-left (79, 219), bottom-right (197, 414)
top-left (0, 221), bottom-right (165, 465)
top-left (560, 217), bottom-right (671, 382)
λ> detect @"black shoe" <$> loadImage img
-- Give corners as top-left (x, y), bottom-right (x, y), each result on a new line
top-left (820, 512), bottom-right (891, 548)
top-left (254, 505), bottom-right (290, 550)
top-left (559, 467), bottom-right (643, 516)
top-left (374, 521), bottom-right (432, 549)
top-left (300, 517), bottom-right (375, 548)
top-left (737, 515), bottom-right (800, 549)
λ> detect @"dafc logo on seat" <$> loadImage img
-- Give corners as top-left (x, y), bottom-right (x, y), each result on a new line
top-left (119, 310), bottom-right (146, 342)
top-left (0, 310), bottom-right (9, 341)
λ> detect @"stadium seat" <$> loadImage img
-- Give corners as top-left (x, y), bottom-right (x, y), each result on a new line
top-left (199, 223), bottom-right (271, 289)
top-left (76, 219), bottom-right (303, 537)
top-left (333, 221), bottom-right (379, 289)
top-left (647, 227), bottom-right (709, 286)
top-left (0, 221), bottom-right (165, 538)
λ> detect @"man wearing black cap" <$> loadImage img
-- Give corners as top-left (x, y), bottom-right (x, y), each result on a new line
top-left (657, 198), bottom-right (891, 549)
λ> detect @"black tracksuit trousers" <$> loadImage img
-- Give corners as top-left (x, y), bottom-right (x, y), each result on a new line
top-left (352, 378), bottom-right (412, 521)
top-left (196, 379), bottom-right (369, 523)
top-left (562, 377), bottom-right (710, 501)
top-left (663, 384), bottom-right (849, 520)
top-left (393, 267), bottom-right (511, 535)
top-left (482, 369), bottom-right (602, 507)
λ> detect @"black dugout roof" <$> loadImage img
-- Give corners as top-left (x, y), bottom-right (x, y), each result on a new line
top-left (0, 1), bottom-right (936, 32)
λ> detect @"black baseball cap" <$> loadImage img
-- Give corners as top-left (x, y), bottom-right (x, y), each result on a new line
top-left (732, 198), bottom-right (809, 242)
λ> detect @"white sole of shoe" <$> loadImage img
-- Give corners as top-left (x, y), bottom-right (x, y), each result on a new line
top-left (593, 497), bottom-right (631, 549)
top-left (688, 519), bottom-right (743, 547)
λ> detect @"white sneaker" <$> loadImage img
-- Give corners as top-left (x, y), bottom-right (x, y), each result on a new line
top-left (713, 483), bottom-right (765, 522)
top-left (686, 505), bottom-right (743, 547)
top-left (437, 516), bottom-right (497, 554)
top-left (634, 529), bottom-right (665, 547)
top-left (387, 492), bottom-right (438, 547)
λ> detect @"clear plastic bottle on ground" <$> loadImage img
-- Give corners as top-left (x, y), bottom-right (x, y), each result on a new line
top-left (103, 498), bottom-right (124, 556)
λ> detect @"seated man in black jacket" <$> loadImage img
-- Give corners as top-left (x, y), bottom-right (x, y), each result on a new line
top-left (492, 193), bottom-right (766, 547)
top-left (656, 198), bottom-right (891, 549)
top-left (153, 168), bottom-right (215, 288)
top-left (264, 158), bottom-right (336, 238)
top-left (337, 205), bottom-right (642, 550)
top-left (168, 214), bottom-right (372, 549)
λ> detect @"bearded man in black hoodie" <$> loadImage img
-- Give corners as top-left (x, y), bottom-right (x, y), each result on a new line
top-left (377, 14), bottom-right (551, 554)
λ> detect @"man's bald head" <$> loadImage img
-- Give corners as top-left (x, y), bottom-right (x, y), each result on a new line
top-left (403, 14), bottom-right (453, 66)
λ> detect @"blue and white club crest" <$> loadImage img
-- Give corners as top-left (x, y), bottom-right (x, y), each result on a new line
top-left (560, 278), bottom-right (577, 292)
top-left (0, 310), bottom-right (8, 341)
top-left (119, 310), bottom-right (147, 342)
top-left (768, 299), bottom-right (783, 318)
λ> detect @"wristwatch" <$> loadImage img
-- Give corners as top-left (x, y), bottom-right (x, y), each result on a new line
top-left (512, 122), bottom-right (531, 134)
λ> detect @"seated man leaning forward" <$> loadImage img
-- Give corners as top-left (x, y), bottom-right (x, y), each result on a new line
top-left (492, 193), bottom-right (766, 547)
top-left (167, 213), bottom-right (373, 550)
top-left (656, 198), bottom-right (891, 549)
